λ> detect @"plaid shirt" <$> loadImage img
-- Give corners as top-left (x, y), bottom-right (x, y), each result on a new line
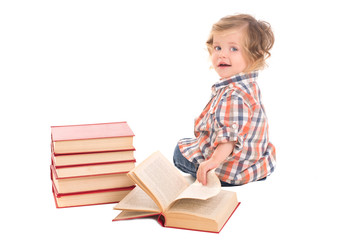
top-left (178, 71), bottom-right (276, 185)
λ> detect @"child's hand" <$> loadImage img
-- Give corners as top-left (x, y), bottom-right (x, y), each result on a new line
top-left (197, 158), bottom-right (220, 185)
top-left (197, 141), bottom-right (236, 185)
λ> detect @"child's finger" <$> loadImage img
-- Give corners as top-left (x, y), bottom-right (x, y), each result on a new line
top-left (197, 165), bottom-right (207, 185)
top-left (201, 171), bottom-right (207, 185)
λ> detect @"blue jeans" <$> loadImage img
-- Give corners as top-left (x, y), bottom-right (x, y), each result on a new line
top-left (173, 144), bottom-right (238, 187)
top-left (173, 144), bottom-right (198, 179)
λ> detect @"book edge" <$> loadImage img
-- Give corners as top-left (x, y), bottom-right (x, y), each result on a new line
top-left (54, 159), bottom-right (136, 169)
top-left (51, 164), bottom-right (132, 180)
top-left (51, 121), bottom-right (128, 129)
top-left (52, 181), bottom-right (135, 197)
top-left (159, 202), bottom-right (241, 233)
top-left (51, 185), bottom-right (133, 208)
top-left (52, 148), bottom-right (136, 157)
top-left (112, 213), bottom-right (161, 222)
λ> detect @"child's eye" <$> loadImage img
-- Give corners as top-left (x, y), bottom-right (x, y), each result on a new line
top-left (214, 46), bottom-right (221, 51)
top-left (230, 47), bottom-right (238, 52)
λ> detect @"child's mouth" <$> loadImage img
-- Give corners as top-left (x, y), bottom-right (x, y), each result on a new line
top-left (218, 63), bottom-right (231, 67)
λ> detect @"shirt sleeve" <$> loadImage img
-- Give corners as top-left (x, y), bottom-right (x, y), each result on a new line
top-left (213, 91), bottom-right (252, 149)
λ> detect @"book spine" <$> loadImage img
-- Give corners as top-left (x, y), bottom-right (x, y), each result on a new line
top-left (157, 214), bottom-right (166, 227)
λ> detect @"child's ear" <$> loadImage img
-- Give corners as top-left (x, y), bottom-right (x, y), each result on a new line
top-left (207, 52), bottom-right (214, 70)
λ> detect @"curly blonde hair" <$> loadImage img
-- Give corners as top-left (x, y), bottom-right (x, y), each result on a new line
top-left (206, 14), bottom-right (274, 72)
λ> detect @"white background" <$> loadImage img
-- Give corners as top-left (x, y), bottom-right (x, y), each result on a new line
top-left (1, 0), bottom-right (359, 239)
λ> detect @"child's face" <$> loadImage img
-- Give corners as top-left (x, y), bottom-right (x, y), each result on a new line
top-left (211, 30), bottom-right (248, 79)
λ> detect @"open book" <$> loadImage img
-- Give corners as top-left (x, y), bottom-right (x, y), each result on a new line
top-left (112, 151), bottom-right (240, 233)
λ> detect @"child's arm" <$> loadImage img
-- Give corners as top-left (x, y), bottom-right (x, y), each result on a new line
top-left (197, 141), bottom-right (235, 185)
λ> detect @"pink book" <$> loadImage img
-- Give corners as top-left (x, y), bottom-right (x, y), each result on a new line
top-left (51, 122), bottom-right (135, 155)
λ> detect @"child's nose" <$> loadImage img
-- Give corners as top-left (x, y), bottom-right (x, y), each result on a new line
top-left (219, 49), bottom-right (228, 58)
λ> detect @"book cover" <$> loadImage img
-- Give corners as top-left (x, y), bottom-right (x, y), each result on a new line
top-left (51, 121), bottom-right (134, 142)
top-left (51, 122), bottom-right (135, 154)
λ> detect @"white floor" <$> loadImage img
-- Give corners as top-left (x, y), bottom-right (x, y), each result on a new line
top-left (1, 1), bottom-right (359, 239)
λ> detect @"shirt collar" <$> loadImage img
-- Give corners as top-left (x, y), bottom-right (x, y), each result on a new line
top-left (212, 71), bottom-right (258, 94)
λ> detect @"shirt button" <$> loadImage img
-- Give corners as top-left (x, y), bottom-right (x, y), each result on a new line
top-left (232, 123), bottom-right (238, 129)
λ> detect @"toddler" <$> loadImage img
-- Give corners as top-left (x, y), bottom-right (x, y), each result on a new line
top-left (173, 14), bottom-right (276, 186)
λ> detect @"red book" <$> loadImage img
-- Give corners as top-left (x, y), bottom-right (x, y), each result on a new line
top-left (51, 122), bottom-right (135, 155)
top-left (52, 184), bottom-right (134, 208)
top-left (51, 165), bottom-right (134, 194)
top-left (51, 150), bottom-right (136, 167)
top-left (52, 160), bottom-right (136, 178)
top-left (112, 152), bottom-right (240, 233)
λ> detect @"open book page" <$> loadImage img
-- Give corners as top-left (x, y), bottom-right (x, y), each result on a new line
top-left (113, 186), bottom-right (160, 213)
top-left (174, 170), bottom-right (221, 202)
top-left (113, 210), bottom-right (160, 221)
top-left (131, 151), bottom-right (189, 211)
top-left (166, 190), bottom-right (238, 221)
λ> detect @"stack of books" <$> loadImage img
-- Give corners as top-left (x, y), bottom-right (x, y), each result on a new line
top-left (50, 122), bottom-right (136, 208)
